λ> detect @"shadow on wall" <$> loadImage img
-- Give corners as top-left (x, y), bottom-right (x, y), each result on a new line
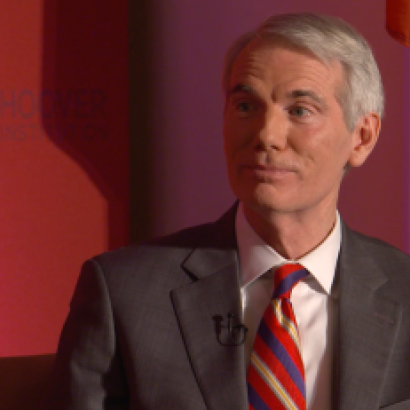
top-left (40, 0), bottom-right (131, 249)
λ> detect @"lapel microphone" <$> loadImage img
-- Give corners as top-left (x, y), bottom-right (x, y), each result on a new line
top-left (212, 312), bottom-right (248, 346)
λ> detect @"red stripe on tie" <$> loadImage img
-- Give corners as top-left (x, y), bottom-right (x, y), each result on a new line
top-left (267, 302), bottom-right (305, 378)
top-left (252, 334), bottom-right (305, 408)
top-left (247, 264), bottom-right (308, 410)
top-left (252, 334), bottom-right (296, 392)
top-left (247, 364), bottom-right (286, 409)
top-left (264, 303), bottom-right (305, 378)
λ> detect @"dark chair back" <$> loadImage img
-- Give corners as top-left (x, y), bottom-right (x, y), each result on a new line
top-left (0, 354), bottom-right (55, 410)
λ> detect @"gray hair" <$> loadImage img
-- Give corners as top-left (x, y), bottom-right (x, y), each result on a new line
top-left (222, 13), bottom-right (384, 131)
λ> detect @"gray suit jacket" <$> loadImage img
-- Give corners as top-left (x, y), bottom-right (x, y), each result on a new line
top-left (47, 206), bottom-right (410, 409)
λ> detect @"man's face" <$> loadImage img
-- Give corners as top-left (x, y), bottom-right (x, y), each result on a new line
top-left (223, 39), bottom-right (366, 220)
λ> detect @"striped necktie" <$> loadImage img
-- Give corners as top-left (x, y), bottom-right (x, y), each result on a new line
top-left (247, 263), bottom-right (308, 410)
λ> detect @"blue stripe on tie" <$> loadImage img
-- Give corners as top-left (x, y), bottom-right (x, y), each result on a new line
top-left (258, 319), bottom-right (305, 397)
top-left (248, 382), bottom-right (271, 410)
top-left (272, 268), bottom-right (307, 299)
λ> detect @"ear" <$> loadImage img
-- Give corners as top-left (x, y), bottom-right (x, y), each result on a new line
top-left (348, 112), bottom-right (380, 168)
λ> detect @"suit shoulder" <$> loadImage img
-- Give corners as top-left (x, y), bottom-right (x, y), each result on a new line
top-left (345, 228), bottom-right (410, 293)
top-left (350, 229), bottom-right (410, 264)
top-left (77, 208), bottom-right (236, 303)
top-left (92, 221), bottom-right (216, 269)
top-left (91, 205), bottom-right (237, 271)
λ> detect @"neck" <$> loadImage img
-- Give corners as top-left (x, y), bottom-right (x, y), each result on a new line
top-left (243, 204), bottom-right (337, 260)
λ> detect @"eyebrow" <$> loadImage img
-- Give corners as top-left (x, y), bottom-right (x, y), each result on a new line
top-left (227, 85), bottom-right (327, 108)
top-left (287, 89), bottom-right (325, 106)
top-left (227, 83), bottom-right (256, 97)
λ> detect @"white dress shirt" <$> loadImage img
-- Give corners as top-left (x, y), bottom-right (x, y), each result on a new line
top-left (236, 203), bottom-right (340, 410)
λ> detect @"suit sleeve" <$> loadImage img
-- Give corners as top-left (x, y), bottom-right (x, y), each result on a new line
top-left (45, 259), bottom-right (129, 410)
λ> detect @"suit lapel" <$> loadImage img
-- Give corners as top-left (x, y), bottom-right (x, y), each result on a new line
top-left (335, 225), bottom-right (402, 410)
top-left (171, 205), bottom-right (248, 410)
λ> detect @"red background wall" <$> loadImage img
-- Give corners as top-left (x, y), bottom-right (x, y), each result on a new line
top-left (0, 1), bottom-right (408, 357)
top-left (0, 1), bottom-right (129, 356)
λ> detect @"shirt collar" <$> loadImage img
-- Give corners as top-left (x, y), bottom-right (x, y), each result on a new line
top-left (235, 203), bottom-right (341, 295)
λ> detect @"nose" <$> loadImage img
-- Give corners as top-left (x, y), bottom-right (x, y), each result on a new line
top-left (254, 106), bottom-right (287, 151)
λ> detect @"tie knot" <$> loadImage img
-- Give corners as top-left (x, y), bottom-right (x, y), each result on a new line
top-left (272, 263), bottom-right (308, 300)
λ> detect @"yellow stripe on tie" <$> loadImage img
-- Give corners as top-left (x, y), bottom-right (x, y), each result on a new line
top-left (251, 351), bottom-right (298, 410)
top-left (272, 300), bottom-right (302, 354)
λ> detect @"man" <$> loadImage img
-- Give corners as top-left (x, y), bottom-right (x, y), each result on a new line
top-left (46, 13), bottom-right (410, 410)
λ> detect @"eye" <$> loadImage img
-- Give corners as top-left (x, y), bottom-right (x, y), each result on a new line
top-left (235, 101), bottom-right (254, 113)
top-left (289, 106), bottom-right (311, 117)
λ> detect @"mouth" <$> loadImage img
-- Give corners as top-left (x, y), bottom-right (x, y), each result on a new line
top-left (241, 164), bottom-right (296, 181)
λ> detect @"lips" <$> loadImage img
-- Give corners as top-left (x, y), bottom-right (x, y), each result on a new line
top-left (241, 163), bottom-right (296, 180)
top-left (243, 162), bottom-right (296, 172)
top-left (244, 163), bottom-right (293, 171)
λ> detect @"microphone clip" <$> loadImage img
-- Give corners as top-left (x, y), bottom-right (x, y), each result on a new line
top-left (213, 312), bottom-right (248, 346)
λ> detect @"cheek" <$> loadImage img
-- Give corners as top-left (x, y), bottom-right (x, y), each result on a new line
top-left (295, 125), bottom-right (346, 161)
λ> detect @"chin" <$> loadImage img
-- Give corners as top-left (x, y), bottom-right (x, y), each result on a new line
top-left (235, 184), bottom-right (293, 214)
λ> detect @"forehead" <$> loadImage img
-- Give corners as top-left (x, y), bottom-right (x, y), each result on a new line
top-left (229, 38), bottom-right (344, 96)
